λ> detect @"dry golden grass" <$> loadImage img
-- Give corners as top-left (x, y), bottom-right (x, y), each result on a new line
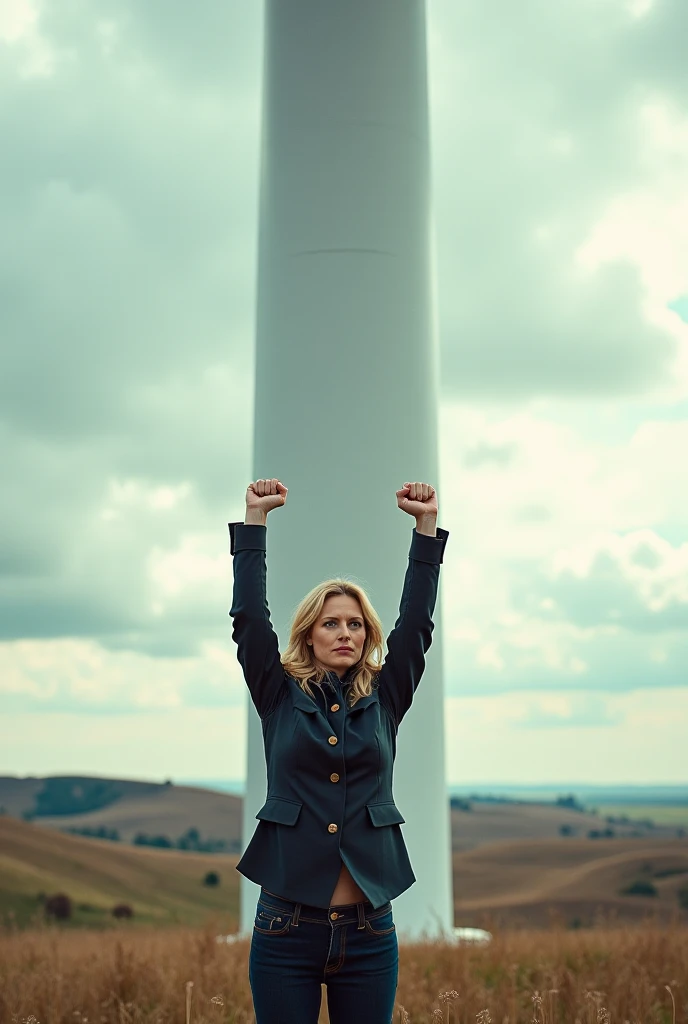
top-left (1, 920), bottom-right (686, 1024)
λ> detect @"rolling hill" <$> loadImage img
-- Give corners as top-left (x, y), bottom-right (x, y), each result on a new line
top-left (0, 815), bottom-right (239, 930)
top-left (449, 799), bottom-right (682, 850)
top-left (0, 775), bottom-right (243, 850)
top-left (2, 775), bottom-right (683, 857)
top-left (453, 837), bottom-right (688, 930)
top-left (2, 815), bottom-right (687, 933)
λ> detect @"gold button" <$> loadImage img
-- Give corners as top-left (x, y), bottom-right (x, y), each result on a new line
top-left (330, 773), bottom-right (340, 783)
top-left (331, 703), bottom-right (340, 712)
top-left (330, 911), bottom-right (339, 920)
top-left (328, 823), bottom-right (338, 833)
top-left (328, 736), bottom-right (338, 745)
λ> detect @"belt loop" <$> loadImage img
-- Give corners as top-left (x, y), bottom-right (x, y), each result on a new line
top-left (357, 902), bottom-right (365, 930)
top-left (292, 902), bottom-right (301, 927)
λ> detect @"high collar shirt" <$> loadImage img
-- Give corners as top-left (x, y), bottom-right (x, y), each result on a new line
top-left (228, 521), bottom-right (448, 909)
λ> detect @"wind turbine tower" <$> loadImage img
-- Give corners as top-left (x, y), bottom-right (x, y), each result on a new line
top-left (241, 0), bottom-right (451, 940)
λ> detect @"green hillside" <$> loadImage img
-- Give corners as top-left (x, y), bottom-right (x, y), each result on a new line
top-left (0, 816), bottom-right (240, 930)
top-left (592, 804), bottom-right (688, 829)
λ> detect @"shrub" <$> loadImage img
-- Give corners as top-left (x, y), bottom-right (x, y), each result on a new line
top-left (450, 797), bottom-right (472, 811)
top-left (620, 879), bottom-right (658, 897)
top-left (678, 886), bottom-right (688, 911)
top-left (44, 893), bottom-right (72, 920)
top-left (112, 903), bottom-right (134, 919)
top-left (203, 871), bottom-right (221, 887)
top-left (134, 832), bottom-right (173, 848)
top-left (555, 794), bottom-right (586, 812)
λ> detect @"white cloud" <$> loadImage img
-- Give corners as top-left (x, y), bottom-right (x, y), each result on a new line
top-left (2, 0), bottom-right (688, 783)
top-left (0, 637), bottom-right (245, 714)
top-left (444, 688), bottom-right (688, 784)
top-left (428, 0), bottom-right (688, 398)
top-left (0, 706), bottom-right (248, 778)
top-left (0, 0), bottom-right (36, 42)
top-left (437, 403), bottom-right (688, 695)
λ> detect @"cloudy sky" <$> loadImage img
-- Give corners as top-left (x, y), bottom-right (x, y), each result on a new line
top-left (2, 0), bottom-right (687, 788)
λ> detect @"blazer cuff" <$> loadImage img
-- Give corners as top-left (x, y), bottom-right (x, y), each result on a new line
top-left (228, 521), bottom-right (267, 556)
top-left (410, 526), bottom-right (449, 564)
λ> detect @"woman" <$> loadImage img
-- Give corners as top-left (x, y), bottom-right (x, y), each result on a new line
top-left (228, 477), bottom-right (448, 1024)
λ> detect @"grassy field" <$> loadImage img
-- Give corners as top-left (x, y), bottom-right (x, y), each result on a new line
top-left (2, 816), bottom-right (688, 935)
top-left (592, 805), bottom-right (688, 829)
top-left (0, 816), bottom-right (239, 931)
top-left (2, 816), bottom-right (688, 1021)
top-left (1, 920), bottom-right (686, 1023)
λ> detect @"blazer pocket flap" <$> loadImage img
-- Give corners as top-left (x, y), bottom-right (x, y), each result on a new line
top-left (256, 796), bottom-right (303, 826)
top-left (366, 801), bottom-right (406, 827)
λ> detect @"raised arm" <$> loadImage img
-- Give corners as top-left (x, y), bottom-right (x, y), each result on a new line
top-left (228, 479), bottom-right (288, 719)
top-left (377, 482), bottom-right (449, 727)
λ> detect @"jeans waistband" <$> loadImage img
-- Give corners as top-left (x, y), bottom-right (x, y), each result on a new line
top-left (258, 887), bottom-right (392, 927)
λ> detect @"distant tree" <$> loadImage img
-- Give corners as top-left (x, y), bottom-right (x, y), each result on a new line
top-left (620, 879), bottom-right (658, 897)
top-left (588, 829), bottom-right (602, 839)
top-left (603, 827), bottom-right (615, 838)
top-left (203, 871), bottom-right (221, 887)
top-left (202, 839), bottom-right (227, 853)
top-left (559, 824), bottom-right (574, 837)
top-left (65, 825), bottom-right (120, 842)
top-left (677, 827), bottom-right (686, 839)
top-left (164, 778), bottom-right (173, 786)
top-left (112, 903), bottom-right (134, 919)
top-left (555, 795), bottom-right (585, 813)
top-left (44, 893), bottom-right (72, 920)
top-left (450, 798), bottom-right (472, 812)
top-left (149, 835), bottom-right (173, 848)
top-left (678, 886), bottom-right (688, 910)
top-left (134, 832), bottom-right (173, 848)
top-left (176, 826), bottom-right (206, 851)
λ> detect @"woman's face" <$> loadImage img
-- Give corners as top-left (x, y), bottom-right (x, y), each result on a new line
top-left (307, 594), bottom-right (367, 678)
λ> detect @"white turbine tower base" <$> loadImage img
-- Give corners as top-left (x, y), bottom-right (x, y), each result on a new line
top-left (239, 0), bottom-right (455, 941)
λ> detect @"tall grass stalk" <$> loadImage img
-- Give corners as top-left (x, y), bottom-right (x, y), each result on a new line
top-left (1, 922), bottom-right (687, 1023)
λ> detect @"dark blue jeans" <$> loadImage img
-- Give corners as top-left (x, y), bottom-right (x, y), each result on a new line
top-left (249, 887), bottom-right (399, 1024)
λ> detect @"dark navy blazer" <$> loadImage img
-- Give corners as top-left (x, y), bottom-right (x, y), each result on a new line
top-left (228, 521), bottom-right (449, 909)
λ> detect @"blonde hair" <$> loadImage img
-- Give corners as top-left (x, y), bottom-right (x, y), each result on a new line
top-left (281, 579), bottom-right (384, 707)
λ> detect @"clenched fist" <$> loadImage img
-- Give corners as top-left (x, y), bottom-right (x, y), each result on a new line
top-left (245, 478), bottom-right (288, 521)
top-left (396, 481), bottom-right (438, 520)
